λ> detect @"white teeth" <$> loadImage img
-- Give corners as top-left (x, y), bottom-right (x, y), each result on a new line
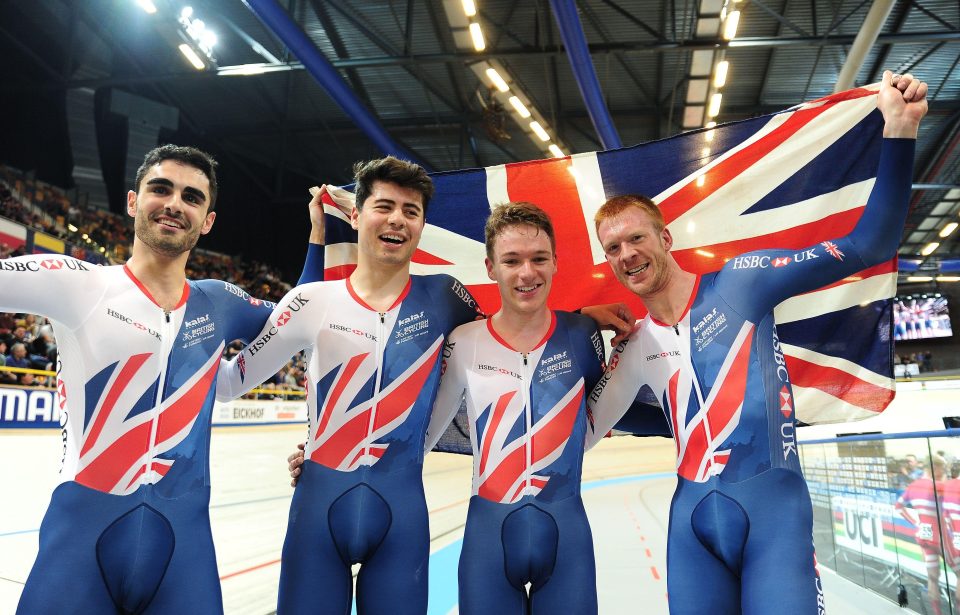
top-left (517, 285), bottom-right (538, 292)
top-left (158, 219), bottom-right (183, 229)
top-left (627, 263), bottom-right (649, 275)
top-left (380, 234), bottom-right (404, 244)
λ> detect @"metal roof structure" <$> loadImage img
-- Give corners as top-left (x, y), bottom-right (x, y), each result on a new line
top-left (0, 0), bottom-right (958, 281)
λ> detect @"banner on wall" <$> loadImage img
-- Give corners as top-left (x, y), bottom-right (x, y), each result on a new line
top-left (0, 386), bottom-right (306, 428)
top-left (0, 387), bottom-right (59, 428)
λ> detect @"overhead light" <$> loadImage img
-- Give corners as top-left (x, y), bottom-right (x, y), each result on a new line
top-left (218, 63), bottom-right (269, 76)
top-left (135, 0), bottom-right (157, 14)
top-left (940, 222), bottom-right (958, 238)
top-left (921, 242), bottom-right (940, 256)
top-left (548, 144), bottom-right (565, 158)
top-left (907, 276), bottom-right (934, 282)
top-left (508, 96), bottom-right (531, 118)
top-left (178, 43), bottom-right (207, 70)
top-left (181, 6), bottom-right (193, 19)
top-left (707, 92), bottom-right (722, 117)
top-left (705, 120), bottom-right (716, 142)
top-left (937, 276), bottom-right (960, 282)
top-left (462, 0), bottom-right (477, 17)
top-left (529, 121), bottom-right (550, 141)
top-left (696, 249), bottom-right (715, 258)
top-left (714, 61), bottom-right (729, 88)
top-left (67, 224), bottom-right (78, 233)
top-left (723, 11), bottom-right (741, 40)
top-left (485, 67), bottom-right (509, 92)
top-left (469, 23), bottom-right (485, 51)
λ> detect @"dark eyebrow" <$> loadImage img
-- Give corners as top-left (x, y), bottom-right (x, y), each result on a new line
top-left (145, 177), bottom-right (207, 203)
top-left (374, 198), bottom-right (422, 213)
top-left (183, 186), bottom-right (207, 203)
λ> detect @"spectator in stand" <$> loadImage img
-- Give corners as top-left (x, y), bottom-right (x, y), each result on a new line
top-left (11, 325), bottom-right (31, 345)
top-left (30, 327), bottom-right (55, 359)
top-left (7, 342), bottom-right (30, 368)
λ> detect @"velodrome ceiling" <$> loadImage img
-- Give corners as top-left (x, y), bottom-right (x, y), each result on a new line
top-left (0, 0), bottom-right (958, 280)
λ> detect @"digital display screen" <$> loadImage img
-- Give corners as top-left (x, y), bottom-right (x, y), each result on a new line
top-left (894, 294), bottom-right (953, 341)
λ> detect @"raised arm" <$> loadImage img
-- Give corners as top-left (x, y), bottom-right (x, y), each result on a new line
top-left (720, 71), bottom-right (928, 321)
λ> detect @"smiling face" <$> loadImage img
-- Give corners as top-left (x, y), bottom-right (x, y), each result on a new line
top-left (351, 180), bottom-right (425, 269)
top-left (486, 223), bottom-right (557, 316)
top-left (597, 207), bottom-right (674, 298)
top-left (127, 160), bottom-right (215, 258)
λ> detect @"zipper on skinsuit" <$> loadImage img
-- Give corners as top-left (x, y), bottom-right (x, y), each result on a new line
top-left (363, 312), bottom-right (387, 460)
top-left (145, 309), bottom-right (175, 482)
top-left (672, 320), bottom-right (715, 467)
top-left (521, 352), bottom-right (532, 495)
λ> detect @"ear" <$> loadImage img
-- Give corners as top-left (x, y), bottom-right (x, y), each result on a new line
top-left (551, 252), bottom-right (558, 274)
top-left (200, 211), bottom-right (216, 235)
top-left (350, 207), bottom-right (360, 231)
top-left (485, 257), bottom-right (495, 281)
top-left (126, 190), bottom-right (138, 217)
top-left (660, 227), bottom-right (674, 251)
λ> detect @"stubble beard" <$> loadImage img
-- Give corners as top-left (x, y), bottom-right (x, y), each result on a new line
top-left (134, 211), bottom-right (200, 258)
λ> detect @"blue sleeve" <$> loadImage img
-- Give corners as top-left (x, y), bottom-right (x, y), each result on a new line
top-left (567, 313), bottom-right (605, 394)
top-left (719, 138), bottom-right (915, 322)
top-left (441, 275), bottom-right (485, 330)
top-left (297, 244), bottom-right (325, 285)
top-left (200, 280), bottom-right (277, 344)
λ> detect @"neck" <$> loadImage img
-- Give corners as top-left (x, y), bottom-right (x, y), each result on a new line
top-left (349, 258), bottom-right (411, 312)
top-left (491, 306), bottom-right (552, 353)
top-left (641, 262), bottom-right (697, 326)
top-left (126, 240), bottom-right (189, 310)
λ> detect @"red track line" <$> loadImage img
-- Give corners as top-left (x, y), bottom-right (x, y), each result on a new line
top-left (650, 566), bottom-right (661, 581)
top-left (220, 558), bottom-right (282, 581)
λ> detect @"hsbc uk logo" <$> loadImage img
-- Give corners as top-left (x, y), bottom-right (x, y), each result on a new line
top-left (107, 308), bottom-right (162, 340)
top-left (0, 258), bottom-right (89, 272)
top-left (731, 249), bottom-right (818, 270)
top-left (479, 364), bottom-right (521, 379)
top-left (223, 282), bottom-right (276, 309)
top-left (330, 323), bottom-right (377, 341)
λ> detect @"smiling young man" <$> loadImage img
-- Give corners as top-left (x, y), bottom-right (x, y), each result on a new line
top-left (425, 202), bottom-right (607, 614)
top-left (587, 71), bottom-right (928, 614)
top-left (217, 156), bottom-right (486, 615)
top-left (0, 145), bottom-right (321, 614)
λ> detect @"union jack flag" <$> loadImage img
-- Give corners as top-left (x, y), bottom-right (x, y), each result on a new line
top-left (322, 84), bottom-right (896, 425)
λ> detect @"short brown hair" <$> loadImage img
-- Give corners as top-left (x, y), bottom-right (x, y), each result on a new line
top-left (353, 156), bottom-right (434, 214)
top-left (594, 194), bottom-right (664, 234)
top-left (485, 202), bottom-right (556, 258)
top-left (135, 145), bottom-right (219, 210)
